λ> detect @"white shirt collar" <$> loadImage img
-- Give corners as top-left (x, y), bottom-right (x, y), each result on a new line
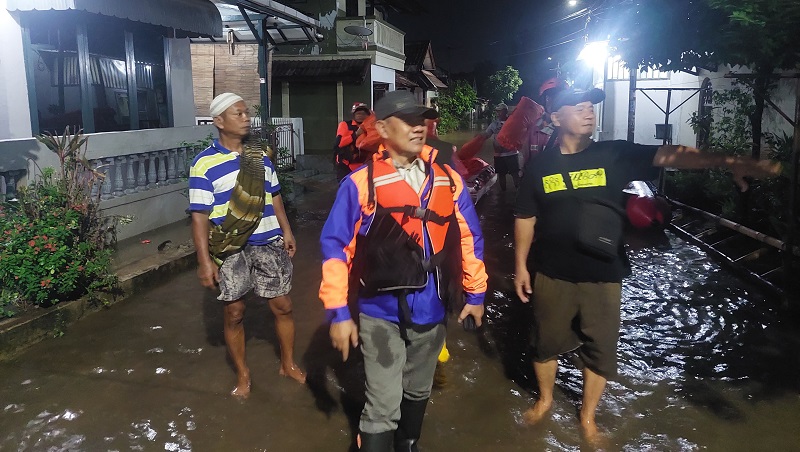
top-left (393, 157), bottom-right (427, 193)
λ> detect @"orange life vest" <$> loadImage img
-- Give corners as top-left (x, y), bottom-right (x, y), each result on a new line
top-left (354, 151), bottom-right (462, 309)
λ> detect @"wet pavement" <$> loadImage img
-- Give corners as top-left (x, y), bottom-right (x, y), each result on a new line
top-left (2, 134), bottom-right (800, 451)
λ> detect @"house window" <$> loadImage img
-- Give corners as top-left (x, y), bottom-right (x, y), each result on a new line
top-left (88, 19), bottom-right (129, 132)
top-left (27, 12), bottom-right (83, 133)
top-left (132, 28), bottom-right (170, 130)
top-left (607, 58), bottom-right (669, 81)
top-left (24, 10), bottom-right (171, 134)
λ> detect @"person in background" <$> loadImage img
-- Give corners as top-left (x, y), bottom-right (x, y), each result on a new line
top-left (520, 77), bottom-right (568, 169)
top-left (480, 102), bottom-right (521, 191)
top-left (189, 93), bottom-right (306, 399)
top-left (334, 102), bottom-right (372, 182)
top-left (513, 87), bottom-right (782, 443)
top-left (320, 90), bottom-right (487, 451)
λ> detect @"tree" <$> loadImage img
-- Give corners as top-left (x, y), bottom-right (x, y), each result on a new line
top-left (609, 0), bottom-right (800, 158)
top-left (488, 66), bottom-right (523, 106)
top-left (436, 79), bottom-right (478, 134)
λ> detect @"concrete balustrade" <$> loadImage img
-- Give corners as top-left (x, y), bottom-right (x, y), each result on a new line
top-left (0, 125), bottom-right (216, 239)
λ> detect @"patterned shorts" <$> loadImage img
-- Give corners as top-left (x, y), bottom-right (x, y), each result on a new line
top-left (217, 238), bottom-right (293, 302)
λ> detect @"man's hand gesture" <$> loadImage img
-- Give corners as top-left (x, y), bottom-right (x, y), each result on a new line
top-left (330, 319), bottom-right (359, 361)
top-left (730, 159), bottom-right (782, 192)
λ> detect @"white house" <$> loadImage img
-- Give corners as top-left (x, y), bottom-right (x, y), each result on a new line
top-left (590, 56), bottom-right (797, 150)
top-left (0, 0), bottom-right (327, 241)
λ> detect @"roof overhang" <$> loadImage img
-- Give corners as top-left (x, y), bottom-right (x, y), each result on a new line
top-left (5, 0), bottom-right (222, 37)
top-left (421, 70), bottom-right (447, 89)
top-left (193, 0), bottom-right (321, 46)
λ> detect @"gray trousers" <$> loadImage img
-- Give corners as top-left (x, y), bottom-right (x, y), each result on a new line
top-left (359, 313), bottom-right (446, 434)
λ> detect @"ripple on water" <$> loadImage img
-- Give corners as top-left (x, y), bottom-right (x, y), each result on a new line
top-left (177, 344), bottom-right (203, 355)
top-left (473, 193), bottom-right (792, 450)
top-left (124, 409), bottom-right (195, 451)
top-left (4, 403), bottom-right (24, 413)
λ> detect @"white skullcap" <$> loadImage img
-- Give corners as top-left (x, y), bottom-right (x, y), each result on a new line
top-left (209, 93), bottom-right (244, 117)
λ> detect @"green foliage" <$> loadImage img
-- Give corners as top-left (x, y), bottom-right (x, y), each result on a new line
top-left (275, 146), bottom-right (294, 197)
top-left (611, 0), bottom-right (800, 74)
top-left (0, 128), bottom-right (118, 318)
top-left (436, 80), bottom-right (478, 134)
top-left (488, 66), bottom-right (523, 105)
top-left (180, 132), bottom-right (215, 168)
top-left (611, 0), bottom-right (800, 157)
top-left (674, 86), bottom-right (794, 241)
top-left (690, 85), bottom-right (754, 156)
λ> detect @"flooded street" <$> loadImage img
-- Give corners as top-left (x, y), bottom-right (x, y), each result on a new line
top-left (2, 134), bottom-right (800, 451)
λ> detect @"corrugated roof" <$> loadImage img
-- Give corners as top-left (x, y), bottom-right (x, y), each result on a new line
top-left (191, 1), bottom-right (322, 46)
top-left (6, 0), bottom-right (222, 37)
top-left (272, 58), bottom-right (371, 83)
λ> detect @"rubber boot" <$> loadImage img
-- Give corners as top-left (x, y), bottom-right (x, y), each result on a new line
top-left (394, 398), bottom-right (428, 452)
top-left (359, 431), bottom-right (394, 452)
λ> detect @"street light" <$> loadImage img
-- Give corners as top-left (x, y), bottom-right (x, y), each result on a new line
top-left (577, 40), bottom-right (609, 69)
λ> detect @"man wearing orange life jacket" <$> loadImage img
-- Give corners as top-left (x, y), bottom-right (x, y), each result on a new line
top-left (334, 102), bottom-right (371, 181)
top-left (320, 90), bottom-right (487, 451)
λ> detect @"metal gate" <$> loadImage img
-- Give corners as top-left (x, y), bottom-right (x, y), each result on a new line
top-left (268, 122), bottom-right (295, 170)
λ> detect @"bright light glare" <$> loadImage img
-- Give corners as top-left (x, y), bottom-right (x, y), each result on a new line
top-left (568, 0), bottom-right (578, 6)
top-left (577, 41), bottom-right (609, 68)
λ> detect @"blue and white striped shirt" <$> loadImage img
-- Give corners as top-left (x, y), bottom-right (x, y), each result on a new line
top-left (188, 140), bottom-right (283, 245)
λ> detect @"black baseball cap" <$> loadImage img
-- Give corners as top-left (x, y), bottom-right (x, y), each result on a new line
top-left (551, 88), bottom-right (605, 112)
top-left (373, 90), bottom-right (439, 120)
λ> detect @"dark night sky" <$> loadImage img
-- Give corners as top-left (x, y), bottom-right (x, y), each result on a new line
top-left (386, 0), bottom-right (597, 95)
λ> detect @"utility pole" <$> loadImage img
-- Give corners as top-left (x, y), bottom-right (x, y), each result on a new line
top-left (627, 70), bottom-right (636, 142)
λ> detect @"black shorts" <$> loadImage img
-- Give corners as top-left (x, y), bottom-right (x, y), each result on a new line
top-left (531, 273), bottom-right (622, 378)
top-left (493, 154), bottom-right (520, 176)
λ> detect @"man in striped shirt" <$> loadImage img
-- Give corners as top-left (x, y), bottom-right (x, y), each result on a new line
top-left (189, 93), bottom-right (305, 398)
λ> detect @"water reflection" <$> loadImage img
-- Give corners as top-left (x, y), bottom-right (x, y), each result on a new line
top-left (474, 182), bottom-right (799, 451)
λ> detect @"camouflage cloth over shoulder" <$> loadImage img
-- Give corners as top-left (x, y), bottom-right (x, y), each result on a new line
top-left (208, 138), bottom-right (271, 265)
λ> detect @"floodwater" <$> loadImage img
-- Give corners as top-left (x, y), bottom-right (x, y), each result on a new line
top-left (1, 133), bottom-right (799, 451)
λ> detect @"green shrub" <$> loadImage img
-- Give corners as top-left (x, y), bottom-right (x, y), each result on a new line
top-left (0, 128), bottom-right (118, 318)
top-left (682, 84), bottom-right (796, 241)
top-left (437, 80), bottom-right (478, 134)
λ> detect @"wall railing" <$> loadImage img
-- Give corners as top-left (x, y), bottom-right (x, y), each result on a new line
top-left (336, 17), bottom-right (404, 56)
top-left (0, 125), bottom-right (216, 239)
